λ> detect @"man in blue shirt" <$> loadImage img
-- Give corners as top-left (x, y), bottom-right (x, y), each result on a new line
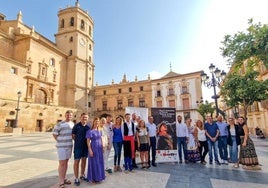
top-left (72, 113), bottom-right (90, 186)
top-left (204, 116), bottom-right (220, 165)
top-left (216, 115), bottom-right (229, 165)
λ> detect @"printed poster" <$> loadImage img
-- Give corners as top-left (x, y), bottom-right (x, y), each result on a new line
top-left (151, 107), bottom-right (177, 162)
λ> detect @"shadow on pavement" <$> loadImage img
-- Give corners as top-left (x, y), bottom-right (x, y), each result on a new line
top-left (3, 176), bottom-right (57, 188)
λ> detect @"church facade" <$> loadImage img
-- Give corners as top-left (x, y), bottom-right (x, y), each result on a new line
top-left (0, 2), bottom-right (94, 132)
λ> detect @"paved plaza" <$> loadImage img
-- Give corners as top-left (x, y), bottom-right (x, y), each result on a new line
top-left (0, 132), bottom-right (267, 188)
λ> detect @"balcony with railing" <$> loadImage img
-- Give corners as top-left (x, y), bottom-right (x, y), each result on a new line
top-left (176, 104), bottom-right (199, 111)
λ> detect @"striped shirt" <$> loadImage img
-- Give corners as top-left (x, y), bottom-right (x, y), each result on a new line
top-left (52, 121), bottom-right (74, 148)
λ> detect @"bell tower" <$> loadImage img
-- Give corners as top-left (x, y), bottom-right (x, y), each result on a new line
top-left (55, 1), bottom-right (94, 115)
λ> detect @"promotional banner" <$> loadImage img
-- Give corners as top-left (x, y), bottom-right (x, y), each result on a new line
top-left (151, 108), bottom-right (177, 162)
top-left (125, 106), bottom-right (148, 122)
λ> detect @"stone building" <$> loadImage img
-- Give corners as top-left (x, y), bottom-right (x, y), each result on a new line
top-left (0, 2), bottom-right (94, 133)
top-left (93, 74), bottom-right (152, 118)
top-left (93, 69), bottom-right (203, 122)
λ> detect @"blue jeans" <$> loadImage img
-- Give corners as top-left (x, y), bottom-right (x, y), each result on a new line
top-left (124, 157), bottom-right (132, 171)
top-left (113, 142), bottom-right (123, 166)
top-left (207, 139), bottom-right (219, 162)
top-left (228, 136), bottom-right (238, 163)
top-left (218, 136), bottom-right (228, 161)
top-left (177, 137), bottom-right (187, 161)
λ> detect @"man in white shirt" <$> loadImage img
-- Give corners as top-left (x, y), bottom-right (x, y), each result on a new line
top-left (175, 115), bottom-right (189, 163)
top-left (146, 116), bottom-right (157, 167)
top-left (122, 113), bottom-right (135, 172)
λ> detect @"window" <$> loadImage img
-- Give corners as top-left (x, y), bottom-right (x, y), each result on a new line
top-left (10, 67), bottom-right (17, 74)
top-left (27, 64), bottom-right (31, 73)
top-left (139, 98), bottom-right (145, 107)
top-left (81, 20), bottom-right (85, 29)
top-left (60, 19), bottom-right (64, 28)
top-left (29, 84), bottom-right (33, 98)
top-left (50, 89), bottom-right (54, 102)
top-left (103, 90), bottom-right (106, 95)
top-left (38, 63), bottom-right (47, 80)
top-left (156, 90), bottom-right (161, 97)
top-left (249, 102), bottom-right (259, 112)
top-left (156, 101), bottom-right (162, 107)
top-left (69, 36), bottom-right (73, 42)
top-left (129, 87), bottom-right (132, 92)
top-left (49, 58), bottom-right (55, 66)
top-left (182, 86), bottom-right (188, 94)
top-left (183, 112), bottom-right (190, 120)
top-left (88, 102), bottom-right (91, 108)
top-left (118, 89), bottom-right (122, 94)
top-left (89, 26), bottom-right (92, 36)
top-left (41, 67), bottom-right (46, 76)
top-left (128, 99), bottom-right (134, 107)
top-left (140, 86), bottom-right (143, 91)
top-left (182, 98), bottom-right (190, 109)
top-left (53, 72), bottom-right (56, 82)
top-left (169, 100), bottom-right (175, 108)
top-left (69, 50), bottom-right (73, 56)
top-left (117, 100), bottom-right (123, 109)
top-left (102, 101), bottom-right (107, 111)
top-left (168, 88), bottom-right (174, 95)
top-left (89, 44), bottom-right (92, 50)
top-left (70, 17), bottom-right (74, 26)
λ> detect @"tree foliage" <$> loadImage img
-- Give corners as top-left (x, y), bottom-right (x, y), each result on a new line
top-left (197, 101), bottom-right (215, 121)
top-left (220, 19), bottom-right (268, 119)
top-left (221, 19), bottom-right (268, 70)
top-left (220, 70), bottom-right (268, 118)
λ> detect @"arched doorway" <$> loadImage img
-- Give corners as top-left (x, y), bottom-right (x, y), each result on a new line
top-left (35, 89), bottom-right (47, 104)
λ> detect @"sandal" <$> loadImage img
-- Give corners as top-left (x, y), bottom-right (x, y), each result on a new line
top-left (233, 164), bottom-right (239, 168)
top-left (64, 179), bottom-right (71, 185)
top-left (59, 184), bottom-right (65, 188)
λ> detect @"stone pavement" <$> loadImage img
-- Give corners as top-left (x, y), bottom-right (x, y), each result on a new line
top-left (0, 133), bottom-right (267, 188)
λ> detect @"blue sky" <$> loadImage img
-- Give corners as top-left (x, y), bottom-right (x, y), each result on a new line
top-left (1, 0), bottom-right (268, 101)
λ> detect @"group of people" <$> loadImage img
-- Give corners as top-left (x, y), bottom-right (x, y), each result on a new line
top-left (176, 114), bottom-right (261, 171)
top-left (52, 111), bottom-right (157, 188)
top-left (52, 110), bottom-right (261, 187)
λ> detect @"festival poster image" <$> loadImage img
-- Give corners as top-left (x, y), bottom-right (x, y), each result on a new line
top-left (151, 108), bottom-right (177, 162)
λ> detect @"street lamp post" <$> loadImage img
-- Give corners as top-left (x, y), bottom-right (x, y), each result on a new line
top-left (196, 97), bottom-right (204, 106)
top-left (14, 91), bottom-right (22, 128)
top-left (201, 63), bottom-right (226, 117)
